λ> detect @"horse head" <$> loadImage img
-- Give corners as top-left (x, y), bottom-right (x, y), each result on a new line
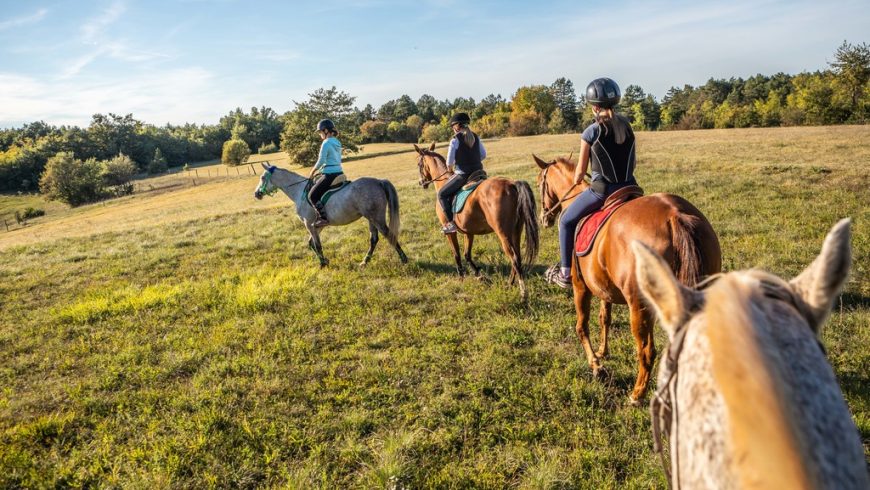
top-left (413, 142), bottom-right (441, 189)
top-left (632, 219), bottom-right (867, 489)
top-left (254, 162), bottom-right (278, 199)
top-left (533, 153), bottom-right (579, 227)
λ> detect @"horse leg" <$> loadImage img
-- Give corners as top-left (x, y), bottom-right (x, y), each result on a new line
top-left (308, 228), bottom-right (329, 267)
top-left (596, 300), bottom-right (613, 359)
top-left (463, 234), bottom-right (482, 276)
top-left (372, 214), bottom-right (408, 264)
top-left (446, 233), bottom-right (465, 276)
top-left (496, 231), bottom-right (526, 300)
top-left (627, 296), bottom-right (656, 405)
top-left (360, 221), bottom-right (379, 266)
top-left (573, 279), bottom-right (603, 378)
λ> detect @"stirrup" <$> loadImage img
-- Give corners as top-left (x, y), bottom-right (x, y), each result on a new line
top-left (545, 264), bottom-right (571, 289)
top-left (441, 222), bottom-right (458, 234)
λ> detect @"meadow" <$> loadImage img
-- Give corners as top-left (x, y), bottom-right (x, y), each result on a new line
top-left (1, 126), bottom-right (868, 488)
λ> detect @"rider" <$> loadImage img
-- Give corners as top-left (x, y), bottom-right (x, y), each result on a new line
top-left (438, 112), bottom-right (487, 234)
top-left (308, 118), bottom-right (344, 227)
top-left (546, 78), bottom-right (638, 288)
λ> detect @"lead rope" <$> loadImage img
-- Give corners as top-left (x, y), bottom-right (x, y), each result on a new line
top-left (651, 319), bottom-right (691, 490)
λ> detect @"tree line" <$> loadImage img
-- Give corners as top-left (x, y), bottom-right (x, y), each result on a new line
top-left (0, 41), bottom-right (866, 206)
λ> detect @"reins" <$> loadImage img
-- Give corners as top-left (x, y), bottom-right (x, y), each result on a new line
top-left (417, 152), bottom-right (452, 187)
top-left (538, 162), bottom-right (585, 219)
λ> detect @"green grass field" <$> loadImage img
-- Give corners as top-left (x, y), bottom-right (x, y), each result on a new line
top-left (1, 126), bottom-right (868, 488)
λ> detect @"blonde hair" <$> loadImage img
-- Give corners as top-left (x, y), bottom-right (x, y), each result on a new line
top-left (595, 108), bottom-right (629, 144)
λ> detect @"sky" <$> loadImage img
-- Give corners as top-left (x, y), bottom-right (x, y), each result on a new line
top-left (0, 0), bottom-right (868, 128)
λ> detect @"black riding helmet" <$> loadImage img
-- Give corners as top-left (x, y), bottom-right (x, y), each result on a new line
top-left (316, 119), bottom-right (336, 132)
top-left (447, 112), bottom-right (471, 126)
top-left (585, 78), bottom-right (621, 108)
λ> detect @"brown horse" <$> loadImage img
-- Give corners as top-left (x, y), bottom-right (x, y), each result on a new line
top-left (634, 219), bottom-right (868, 489)
top-left (414, 143), bottom-right (539, 299)
top-left (533, 154), bottom-right (722, 403)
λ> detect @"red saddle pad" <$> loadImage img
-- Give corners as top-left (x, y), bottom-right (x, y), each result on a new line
top-left (574, 205), bottom-right (621, 257)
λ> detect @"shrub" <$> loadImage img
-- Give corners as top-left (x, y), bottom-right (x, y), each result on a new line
top-left (14, 207), bottom-right (44, 224)
top-left (547, 108), bottom-right (568, 134)
top-left (473, 112), bottom-right (510, 138)
top-left (39, 152), bottom-right (105, 206)
top-left (508, 111), bottom-right (546, 137)
top-left (387, 122), bottom-right (417, 143)
top-left (420, 117), bottom-right (452, 143)
top-left (257, 142), bottom-right (279, 154)
top-left (222, 139), bottom-right (251, 166)
top-left (102, 153), bottom-right (137, 196)
top-left (360, 120), bottom-right (388, 143)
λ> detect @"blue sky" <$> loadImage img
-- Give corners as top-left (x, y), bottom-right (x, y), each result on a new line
top-left (0, 0), bottom-right (867, 128)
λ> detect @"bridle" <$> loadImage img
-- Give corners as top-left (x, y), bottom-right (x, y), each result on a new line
top-left (650, 275), bottom-right (823, 489)
top-left (417, 152), bottom-right (451, 188)
top-left (255, 167), bottom-right (307, 197)
top-left (538, 161), bottom-right (584, 221)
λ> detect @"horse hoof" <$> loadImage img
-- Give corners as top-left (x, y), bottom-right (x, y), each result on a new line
top-left (592, 366), bottom-right (608, 380)
top-left (627, 396), bottom-right (642, 407)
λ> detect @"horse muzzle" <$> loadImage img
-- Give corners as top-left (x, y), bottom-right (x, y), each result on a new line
top-left (254, 191), bottom-right (263, 200)
top-left (420, 180), bottom-right (429, 190)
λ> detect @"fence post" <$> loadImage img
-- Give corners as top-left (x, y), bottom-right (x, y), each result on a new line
top-left (195, 169), bottom-right (199, 177)
top-left (236, 167), bottom-right (240, 175)
top-left (4, 219), bottom-right (8, 232)
top-left (249, 164), bottom-right (255, 175)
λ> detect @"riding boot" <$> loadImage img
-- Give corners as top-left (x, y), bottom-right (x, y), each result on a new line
top-left (313, 203), bottom-right (329, 226)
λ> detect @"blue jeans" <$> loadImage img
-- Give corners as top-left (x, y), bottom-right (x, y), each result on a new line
top-left (559, 188), bottom-right (604, 269)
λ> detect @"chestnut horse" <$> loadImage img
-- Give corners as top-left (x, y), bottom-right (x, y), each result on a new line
top-left (533, 155), bottom-right (722, 403)
top-left (634, 219), bottom-right (868, 489)
top-left (414, 143), bottom-right (539, 299)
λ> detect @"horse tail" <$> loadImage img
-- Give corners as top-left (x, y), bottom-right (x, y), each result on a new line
top-left (514, 180), bottom-right (540, 274)
top-left (669, 213), bottom-right (703, 287)
top-left (380, 179), bottom-right (401, 246)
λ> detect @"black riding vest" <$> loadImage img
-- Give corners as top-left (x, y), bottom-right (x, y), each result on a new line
top-left (454, 131), bottom-right (483, 174)
top-left (589, 121), bottom-right (636, 184)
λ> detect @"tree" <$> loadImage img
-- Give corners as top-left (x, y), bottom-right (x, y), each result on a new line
top-left (830, 40), bottom-right (870, 122)
top-left (147, 147), bottom-right (168, 174)
top-left (280, 86), bottom-right (359, 166)
top-left (39, 152), bottom-right (105, 206)
top-left (222, 139), bottom-right (251, 166)
top-left (420, 116), bottom-right (452, 143)
top-left (548, 108), bottom-right (569, 134)
top-left (102, 153), bottom-right (137, 195)
top-left (511, 86), bottom-right (556, 123)
top-left (416, 94), bottom-right (438, 123)
top-left (360, 120), bottom-right (388, 143)
top-left (508, 110), bottom-right (547, 136)
top-left (550, 78), bottom-right (579, 129)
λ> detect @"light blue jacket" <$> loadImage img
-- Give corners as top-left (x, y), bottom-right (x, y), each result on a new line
top-left (314, 137), bottom-right (343, 174)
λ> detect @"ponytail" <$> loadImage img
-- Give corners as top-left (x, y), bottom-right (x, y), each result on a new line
top-left (596, 108), bottom-right (629, 144)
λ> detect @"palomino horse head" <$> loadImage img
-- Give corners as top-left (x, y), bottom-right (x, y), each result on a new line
top-left (633, 219), bottom-right (868, 489)
top-left (413, 142), bottom-right (444, 189)
top-left (532, 153), bottom-right (583, 227)
top-left (253, 162), bottom-right (278, 199)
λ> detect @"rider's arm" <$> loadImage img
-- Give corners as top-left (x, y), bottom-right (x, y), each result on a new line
top-left (446, 137), bottom-right (459, 171)
top-left (310, 140), bottom-right (327, 177)
top-left (575, 140), bottom-right (591, 185)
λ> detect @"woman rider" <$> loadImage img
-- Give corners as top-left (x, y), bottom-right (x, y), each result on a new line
top-left (546, 78), bottom-right (638, 288)
top-left (438, 112), bottom-right (487, 234)
top-left (308, 118), bottom-right (344, 227)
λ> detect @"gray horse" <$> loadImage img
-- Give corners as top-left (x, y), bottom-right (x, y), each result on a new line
top-left (253, 163), bottom-right (408, 267)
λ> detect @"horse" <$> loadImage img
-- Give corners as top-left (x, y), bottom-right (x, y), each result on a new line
top-left (414, 143), bottom-right (539, 300)
top-left (533, 154), bottom-right (722, 403)
top-left (253, 162), bottom-right (408, 267)
top-left (634, 219), bottom-right (868, 489)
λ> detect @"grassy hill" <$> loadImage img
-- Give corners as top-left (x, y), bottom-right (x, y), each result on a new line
top-left (1, 127), bottom-right (868, 487)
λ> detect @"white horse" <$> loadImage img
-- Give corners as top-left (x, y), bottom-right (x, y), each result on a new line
top-left (254, 163), bottom-right (408, 267)
top-left (633, 219), bottom-right (868, 489)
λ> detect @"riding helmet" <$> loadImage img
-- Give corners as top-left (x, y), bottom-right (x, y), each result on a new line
top-left (585, 78), bottom-right (621, 108)
top-left (447, 112), bottom-right (471, 126)
top-left (316, 119), bottom-right (336, 132)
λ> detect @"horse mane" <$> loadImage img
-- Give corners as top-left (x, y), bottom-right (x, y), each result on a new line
top-left (422, 149), bottom-right (447, 164)
top-left (703, 273), bottom-right (819, 489)
top-left (554, 155), bottom-right (576, 167)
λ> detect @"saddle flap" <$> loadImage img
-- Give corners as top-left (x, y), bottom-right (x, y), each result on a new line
top-left (329, 174), bottom-right (348, 188)
top-left (461, 170), bottom-right (488, 190)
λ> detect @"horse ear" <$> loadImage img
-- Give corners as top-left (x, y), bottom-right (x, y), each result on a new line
top-left (413, 144), bottom-right (422, 154)
top-left (260, 162), bottom-right (270, 171)
top-left (790, 218), bottom-right (852, 334)
top-left (428, 142), bottom-right (436, 151)
top-left (533, 154), bottom-right (550, 169)
top-left (632, 241), bottom-right (699, 340)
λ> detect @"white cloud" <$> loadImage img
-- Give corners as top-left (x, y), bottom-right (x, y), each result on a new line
top-left (81, 1), bottom-right (126, 43)
top-left (0, 8), bottom-right (48, 31)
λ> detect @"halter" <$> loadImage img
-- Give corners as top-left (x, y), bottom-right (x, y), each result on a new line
top-left (650, 274), bottom-right (823, 489)
top-left (256, 167), bottom-right (307, 197)
top-left (538, 162), bottom-right (584, 220)
top-left (417, 152), bottom-right (452, 187)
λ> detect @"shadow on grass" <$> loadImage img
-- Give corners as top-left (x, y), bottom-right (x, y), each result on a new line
top-left (840, 292), bottom-right (870, 310)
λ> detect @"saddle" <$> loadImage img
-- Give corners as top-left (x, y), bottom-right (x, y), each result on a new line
top-left (453, 170), bottom-right (488, 214)
top-left (305, 174), bottom-right (351, 205)
top-left (574, 185), bottom-right (644, 258)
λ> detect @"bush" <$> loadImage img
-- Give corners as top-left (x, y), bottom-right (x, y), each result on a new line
top-left (473, 112), bottom-right (510, 138)
top-left (420, 117), bottom-right (452, 143)
top-left (14, 207), bottom-right (45, 224)
top-left (102, 153), bottom-right (137, 196)
top-left (257, 142), bottom-right (279, 154)
top-left (39, 152), bottom-right (105, 206)
top-left (222, 139), bottom-right (251, 166)
top-left (508, 111), bottom-right (546, 136)
top-left (360, 120), bottom-right (388, 143)
top-left (386, 121), bottom-right (417, 143)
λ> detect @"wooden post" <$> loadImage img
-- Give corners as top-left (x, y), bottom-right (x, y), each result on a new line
top-left (195, 169), bottom-right (199, 177)
top-left (4, 219), bottom-right (8, 232)
top-left (236, 167), bottom-right (240, 175)
top-left (249, 164), bottom-right (255, 175)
